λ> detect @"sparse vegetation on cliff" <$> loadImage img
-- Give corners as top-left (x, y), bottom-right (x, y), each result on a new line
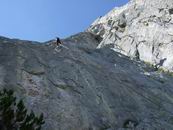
top-left (0, 89), bottom-right (45, 130)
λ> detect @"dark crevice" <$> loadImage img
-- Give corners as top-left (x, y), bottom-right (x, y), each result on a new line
top-left (169, 8), bottom-right (173, 14)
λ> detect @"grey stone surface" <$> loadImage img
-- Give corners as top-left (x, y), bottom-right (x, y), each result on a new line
top-left (0, 31), bottom-right (173, 130)
top-left (88, 0), bottom-right (173, 72)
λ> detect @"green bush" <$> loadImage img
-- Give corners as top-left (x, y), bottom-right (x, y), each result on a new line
top-left (0, 88), bottom-right (45, 130)
top-left (123, 119), bottom-right (138, 128)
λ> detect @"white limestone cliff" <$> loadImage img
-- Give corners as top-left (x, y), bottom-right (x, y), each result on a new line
top-left (88, 0), bottom-right (173, 71)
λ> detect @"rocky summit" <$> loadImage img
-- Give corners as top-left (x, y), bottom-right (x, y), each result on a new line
top-left (1, 0), bottom-right (173, 130)
top-left (88, 0), bottom-right (173, 72)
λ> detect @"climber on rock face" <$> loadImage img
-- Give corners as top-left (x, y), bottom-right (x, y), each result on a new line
top-left (56, 37), bottom-right (62, 46)
top-left (53, 37), bottom-right (69, 53)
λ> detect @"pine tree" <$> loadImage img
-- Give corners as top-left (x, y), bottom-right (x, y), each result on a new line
top-left (0, 88), bottom-right (45, 130)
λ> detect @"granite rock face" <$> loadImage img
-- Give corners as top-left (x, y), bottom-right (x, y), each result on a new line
top-left (0, 32), bottom-right (173, 130)
top-left (88, 0), bottom-right (173, 71)
top-left (1, 0), bottom-right (173, 129)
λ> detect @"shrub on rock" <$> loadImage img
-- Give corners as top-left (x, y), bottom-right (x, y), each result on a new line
top-left (0, 89), bottom-right (45, 130)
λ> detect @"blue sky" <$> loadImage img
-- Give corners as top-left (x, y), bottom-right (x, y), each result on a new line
top-left (0, 0), bottom-right (129, 42)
